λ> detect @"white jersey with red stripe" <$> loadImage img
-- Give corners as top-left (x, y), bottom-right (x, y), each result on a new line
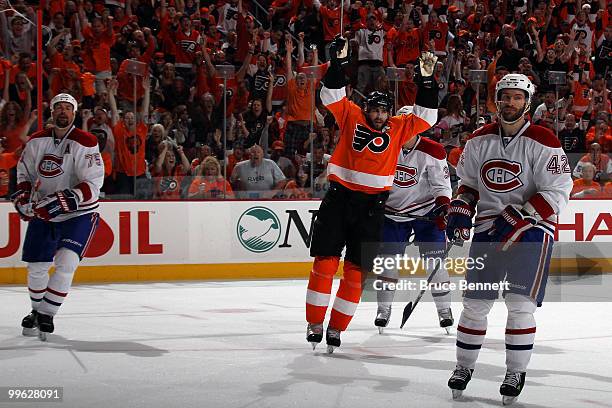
top-left (320, 86), bottom-right (437, 194)
top-left (385, 136), bottom-right (452, 222)
top-left (16, 126), bottom-right (105, 222)
top-left (457, 122), bottom-right (573, 236)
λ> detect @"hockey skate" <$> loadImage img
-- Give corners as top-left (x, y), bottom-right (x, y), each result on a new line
top-left (374, 305), bottom-right (392, 334)
top-left (36, 313), bottom-right (54, 342)
top-left (306, 323), bottom-right (323, 350)
top-left (21, 310), bottom-right (39, 337)
top-left (437, 308), bottom-right (454, 334)
top-left (500, 371), bottom-right (526, 406)
top-left (325, 327), bottom-right (341, 354)
top-left (448, 365), bottom-right (473, 399)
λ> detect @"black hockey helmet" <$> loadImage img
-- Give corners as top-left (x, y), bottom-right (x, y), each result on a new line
top-left (364, 91), bottom-right (394, 113)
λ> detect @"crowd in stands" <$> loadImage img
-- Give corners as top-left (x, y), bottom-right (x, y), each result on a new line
top-left (0, 0), bottom-right (610, 200)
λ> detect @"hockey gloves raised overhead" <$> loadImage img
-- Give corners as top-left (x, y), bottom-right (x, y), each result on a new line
top-left (322, 35), bottom-right (350, 89)
top-left (329, 34), bottom-right (350, 67)
top-left (446, 199), bottom-right (475, 241)
top-left (418, 51), bottom-right (438, 77)
top-left (33, 189), bottom-right (79, 221)
top-left (10, 184), bottom-right (34, 221)
top-left (489, 205), bottom-right (537, 252)
top-left (432, 197), bottom-right (450, 231)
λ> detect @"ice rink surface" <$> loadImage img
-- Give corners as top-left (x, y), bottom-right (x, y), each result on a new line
top-left (0, 277), bottom-right (611, 408)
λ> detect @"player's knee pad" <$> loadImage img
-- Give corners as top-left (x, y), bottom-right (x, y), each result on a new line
top-left (312, 256), bottom-right (340, 279)
top-left (462, 297), bottom-right (494, 321)
top-left (505, 293), bottom-right (537, 316)
top-left (54, 248), bottom-right (80, 276)
top-left (27, 262), bottom-right (53, 277)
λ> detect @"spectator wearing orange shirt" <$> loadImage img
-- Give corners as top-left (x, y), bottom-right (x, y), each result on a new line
top-left (0, 141), bottom-right (20, 199)
top-left (571, 163), bottom-right (603, 198)
top-left (283, 38), bottom-right (314, 159)
top-left (77, 4), bottom-right (116, 92)
top-left (585, 119), bottom-right (612, 153)
top-left (108, 77), bottom-right (150, 196)
top-left (152, 141), bottom-right (191, 200)
top-left (188, 156), bottom-right (234, 199)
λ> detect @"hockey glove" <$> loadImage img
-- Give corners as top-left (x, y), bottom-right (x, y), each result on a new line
top-left (446, 198), bottom-right (475, 241)
top-left (419, 51), bottom-right (437, 77)
top-left (431, 197), bottom-right (450, 231)
top-left (489, 205), bottom-right (537, 252)
top-left (10, 184), bottom-right (34, 221)
top-left (33, 189), bottom-right (79, 221)
top-left (329, 34), bottom-right (350, 67)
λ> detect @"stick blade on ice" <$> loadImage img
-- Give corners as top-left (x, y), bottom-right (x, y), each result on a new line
top-left (400, 302), bottom-right (413, 328)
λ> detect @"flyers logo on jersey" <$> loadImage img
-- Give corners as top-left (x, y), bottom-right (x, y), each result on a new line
top-left (394, 165), bottom-right (417, 188)
top-left (38, 155), bottom-right (64, 178)
top-left (179, 40), bottom-right (197, 54)
top-left (353, 124), bottom-right (390, 153)
top-left (480, 159), bottom-right (523, 193)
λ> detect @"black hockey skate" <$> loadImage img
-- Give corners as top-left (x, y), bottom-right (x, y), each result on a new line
top-left (325, 327), bottom-right (341, 354)
top-left (374, 305), bottom-right (392, 334)
top-left (21, 310), bottom-right (39, 337)
top-left (438, 308), bottom-right (454, 334)
top-left (307, 323), bottom-right (323, 350)
top-left (448, 365), bottom-right (473, 399)
top-left (500, 371), bottom-right (526, 406)
top-left (36, 313), bottom-right (54, 342)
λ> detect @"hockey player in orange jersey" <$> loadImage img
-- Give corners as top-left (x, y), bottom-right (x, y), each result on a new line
top-left (305, 35), bottom-right (438, 353)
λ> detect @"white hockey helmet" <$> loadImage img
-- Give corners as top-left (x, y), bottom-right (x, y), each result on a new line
top-left (495, 74), bottom-right (535, 123)
top-left (50, 93), bottom-right (78, 113)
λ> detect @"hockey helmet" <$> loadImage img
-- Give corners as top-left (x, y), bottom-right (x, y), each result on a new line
top-left (364, 91), bottom-right (394, 113)
top-left (495, 74), bottom-right (535, 121)
top-left (50, 93), bottom-right (78, 113)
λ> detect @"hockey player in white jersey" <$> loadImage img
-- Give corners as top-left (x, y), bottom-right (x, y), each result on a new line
top-left (12, 93), bottom-right (104, 341)
top-left (445, 74), bottom-right (572, 405)
top-left (374, 134), bottom-right (452, 334)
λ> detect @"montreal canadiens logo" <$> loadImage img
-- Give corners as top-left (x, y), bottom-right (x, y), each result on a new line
top-left (38, 155), bottom-right (64, 178)
top-left (480, 159), bottom-right (523, 193)
top-left (394, 165), bottom-right (417, 188)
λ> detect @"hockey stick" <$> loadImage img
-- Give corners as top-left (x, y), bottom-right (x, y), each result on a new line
top-left (399, 238), bottom-right (462, 329)
top-left (384, 210), bottom-right (436, 222)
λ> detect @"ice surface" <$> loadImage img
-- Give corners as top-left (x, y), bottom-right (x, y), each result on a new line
top-left (0, 278), bottom-right (610, 408)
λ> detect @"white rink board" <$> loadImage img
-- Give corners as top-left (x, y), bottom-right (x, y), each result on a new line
top-left (0, 200), bottom-right (610, 268)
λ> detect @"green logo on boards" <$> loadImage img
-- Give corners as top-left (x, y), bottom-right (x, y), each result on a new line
top-left (236, 207), bottom-right (281, 253)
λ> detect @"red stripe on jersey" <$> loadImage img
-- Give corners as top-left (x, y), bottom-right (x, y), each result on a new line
top-left (521, 125), bottom-right (562, 148)
top-left (435, 196), bottom-right (450, 206)
top-left (67, 128), bottom-right (98, 147)
top-left (457, 184), bottom-right (480, 201)
top-left (415, 137), bottom-right (447, 160)
top-left (505, 327), bottom-right (536, 335)
top-left (75, 182), bottom-right (92, 202)
top-left (528, 193), bottom-right (555, 219)
top-left (46, 287), bottom-right (67, 297)
top-left (28, 287), bottom-right (46, 294)
top-left (457, 325), bottom-right (486, 335)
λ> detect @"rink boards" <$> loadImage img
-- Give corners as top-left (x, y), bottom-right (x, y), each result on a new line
top-left (0, 200), bottom-right (611, 284)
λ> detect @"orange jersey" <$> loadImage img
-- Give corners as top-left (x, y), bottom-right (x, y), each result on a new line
top-left (188, 176), bottom-right (234, 199)
top-left (571, 179), bottom-right (602, 197)
top-left (320, 87), bottom-right (436, 193)
top-left (113, 122), bottom-right (148, 176)
top-left (0, 152), bottom-right (19, 197)
top-left (152, 165), bottom-right (188, 199)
